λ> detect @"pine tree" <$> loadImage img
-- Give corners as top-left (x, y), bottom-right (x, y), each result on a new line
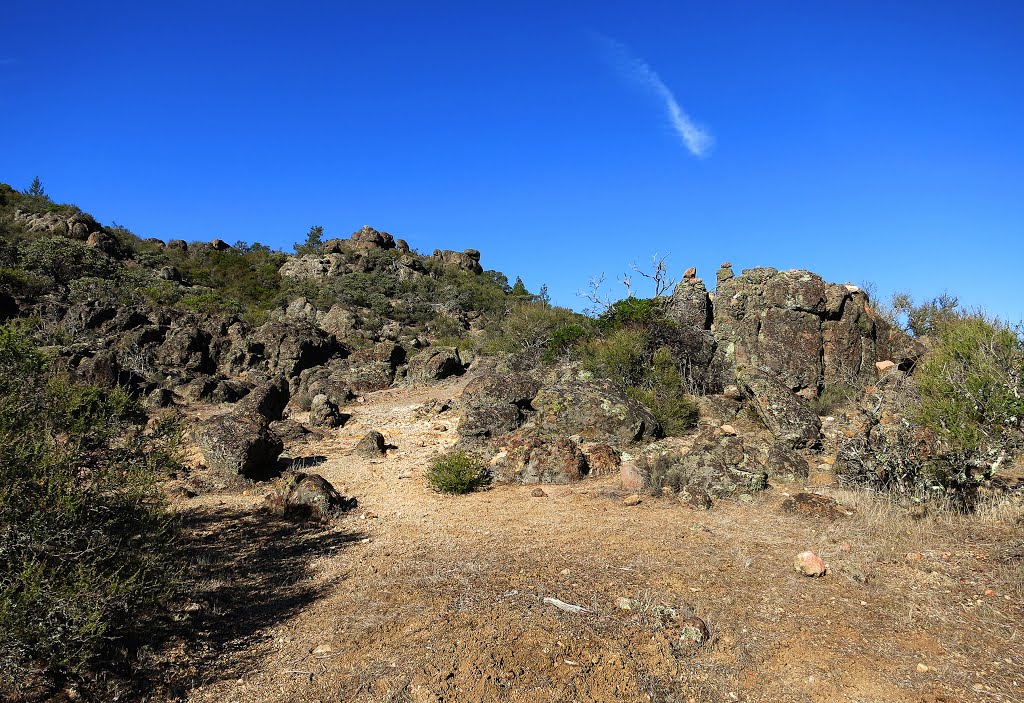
top-left (25, 176), bottom-right (46, 199)
top-left (295, 225), bottom-right (324, 255)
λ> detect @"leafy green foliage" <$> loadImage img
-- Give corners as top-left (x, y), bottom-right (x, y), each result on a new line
top-left (913, 314), bottom-right (1024, 457)
top-left (627, 347), bottom-right (700, 435)
top-left (484, 301), bottom-right (587, 356)
top-left (426, 451), bottom-right (485, 494)
top-left (0, 325), bottom-right (179, 690)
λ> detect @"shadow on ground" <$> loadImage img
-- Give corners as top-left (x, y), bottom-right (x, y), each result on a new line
top-left (138, 505), bottom-right (364, 699)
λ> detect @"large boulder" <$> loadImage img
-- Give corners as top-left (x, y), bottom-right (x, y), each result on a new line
top-left (665, 276), bottom-right (712, 330)
top-left (457, 372), bottom-right (541, 439)
top-left (736, 367), bottom-right (821, 448)
top-left (195, 376), bottom-right (290, 481)
top-left (13, 208), bottom-right (101, 240)
top-left (641, 430), bottom-right (768, 499)
top-left (349, 225), bottom-right (396, 250)
top-left (156, 325), bottom-right (214, 374)
top-left (407, 347), bottom-right (463, 383)
top-left (264, 472), bottom-right (356, 520)
top-left (491, 435), bottom-right (589, 484)
top-left (309, 393), bottom-right (345, 428)
top-left (277, 253), bottom-right (349, 281)
top-left (532, 366), bottom-right (661, 444)
top-left (249, 320), bottom-right (339, 381)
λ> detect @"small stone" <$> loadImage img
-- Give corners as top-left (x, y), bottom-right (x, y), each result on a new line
top-left (719, 424), bottom-right (737, 435)
top-left (722, 384), bottom-right (743, 400)
top-left (794, 550), bottom-right (827, 577)
top-left (614, 597), bottom-right (636, 610)
top-left (531, 488), bottom-right (547, 498)
top-left (313, 644), bottom-right (333, 655)
top-left (678, 616), bottom-right (709, 646)
top-left (905, 552), bottom-right (923, 562)
top-left (916, 663), bottom-right (929, 673)
top-left (619, 463), bottom-right (645, 492)
top-left (683, 267), bottom-right (697, 280)
top-left (623, 494), bottom-right (642, 506)
top-left (875, 360), bottom-right (896, 374)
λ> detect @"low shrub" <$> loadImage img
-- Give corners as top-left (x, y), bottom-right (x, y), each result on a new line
top-left (808, 384), bottom-right (857, 416)
top-left (0, 325), bottom-right (179, 692)
top-left (426, 451), bottom-right (485, 494)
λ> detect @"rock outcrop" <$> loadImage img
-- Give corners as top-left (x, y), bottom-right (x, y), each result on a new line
top-left (432, 248), bottom-right (483, 275)
top-left (13, 209), bottom-right (101, 240)
top-left (532, 366), bottom-right (661, 444)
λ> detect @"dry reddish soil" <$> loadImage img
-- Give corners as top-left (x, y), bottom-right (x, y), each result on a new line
top-left (156, 376), bottom-right (1024, 703)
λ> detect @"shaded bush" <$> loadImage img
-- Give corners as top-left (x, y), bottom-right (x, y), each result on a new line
top-left (0, 325), bottom-right (179, 693)
top-left (426, 451), bottom-right (485, 494)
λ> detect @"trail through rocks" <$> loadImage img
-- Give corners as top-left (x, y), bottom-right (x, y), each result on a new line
top-left (165, 377), bottom-right (1023, 703)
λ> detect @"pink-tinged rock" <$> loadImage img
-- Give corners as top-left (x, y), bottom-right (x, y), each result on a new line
top-left (623, 494), bottom-right (642, 506)
top-left (875, 360), bottom-right (897, 374)
top-left (620, 462), bottom-right (645, 492)
top-left (684, 267), bottom-right (697, 280)
top-left (719, 424), bottom-right (737, 436)
top-left (794, 550), bottom-right (827, 577)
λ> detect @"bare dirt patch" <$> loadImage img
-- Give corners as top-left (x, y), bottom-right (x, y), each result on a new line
top-left (154, 378), bottom-right (1024, 703)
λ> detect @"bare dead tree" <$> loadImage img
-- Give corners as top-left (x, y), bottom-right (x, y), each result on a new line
top-left (577, 273), bottom-right (613, 315)
top-left (629, 252), bottom-right (677, 299)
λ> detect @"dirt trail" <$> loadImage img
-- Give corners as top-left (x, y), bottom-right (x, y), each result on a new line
top-left (167, 377), bottom-right (1024, 703)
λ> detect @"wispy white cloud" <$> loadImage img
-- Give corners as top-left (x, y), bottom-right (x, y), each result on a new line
top-left (593, 33), bottom-right (713, 158)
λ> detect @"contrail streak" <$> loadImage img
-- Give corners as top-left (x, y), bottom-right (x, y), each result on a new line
top-left (594, 33), bottom-right (714, 158)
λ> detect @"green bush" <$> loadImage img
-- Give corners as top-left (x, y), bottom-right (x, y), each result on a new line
top-left (627, 347), bottom-right (700, 435)
top-left (484, 301), bottom-right (586, 357)
top-left (426, 451), bottom-right (485, 494)
top-left (19, 236), bottom-right (112, 285)
top-left (0, 325), bottom-right (179, 691)
top-left (913, 314), bottom-right (1024, 457)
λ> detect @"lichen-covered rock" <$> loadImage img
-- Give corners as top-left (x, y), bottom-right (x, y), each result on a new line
top-left (13, 208), bottom-right (101, 240)
top-left (407, 346), bottom-right (463, 383)
top-left (781, 493), bottom-right (851, 521)
top-left (264, 472), bottom-right (356, 520)
top-left (249, 319), bottom-right (339, 381)
top-left (457, 372), bottom-right (541, 439)
top-left (236, 375), bottom-right (290, 421)
top-left (157, 325), bottom-right (214, 374)
top-left (713, 267), bottom-right (920, 398)
top-left (581, 443), bottom-right (621, 477)
top-left (665, 276), bottom-right (712, 330)
top-left (765, 442), bottom-right (810, 480)
top-left (642, 430), bottom-right (768, 500)
top-left (196, 416), bottom-right (284, 481)
top-left (349, 225), bottom-right (396, 250)
top-left (532, 366), bottom-right (660, 444)
top-left (491, 435), bottom-right (589, 484)
top-left (736, 367), bottom-right (821, 448)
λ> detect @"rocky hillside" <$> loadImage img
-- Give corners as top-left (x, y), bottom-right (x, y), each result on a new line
top-left (0, 181), bottom-right (979, 501)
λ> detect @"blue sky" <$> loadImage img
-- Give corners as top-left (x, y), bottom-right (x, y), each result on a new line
top-left (3, 1), bottom-right (1023, 321)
